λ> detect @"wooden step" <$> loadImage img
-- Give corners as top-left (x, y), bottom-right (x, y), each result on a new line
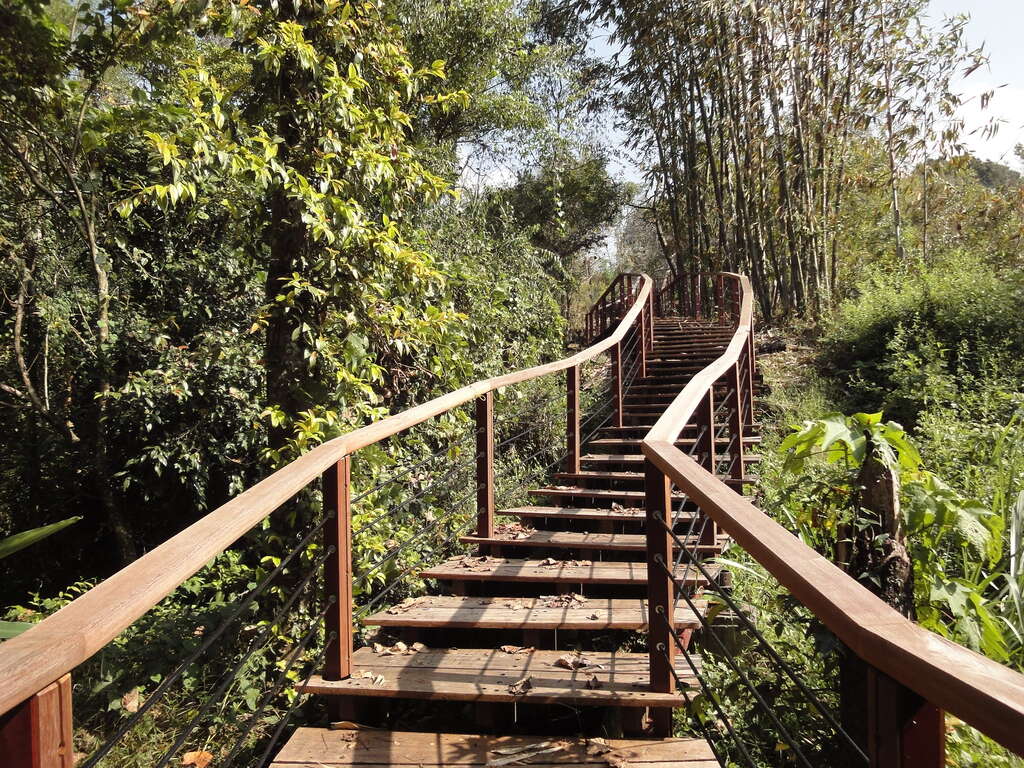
top-left (505, 505), bottom-right (660, 522)
top-left (554, 470), bottom-right (645, 484)
top-left (461, 530), bottom-right (725, 554)
top-left (298, 647), bottom-right (697, 707)
top-left (271, 728), bottom-right (720, 767)
top-left (422, 557), bottom-right (720, 587)
top-left (529, 487), bottom-right (688, 504)
top-left (364, 594), bottom-right (708, 630)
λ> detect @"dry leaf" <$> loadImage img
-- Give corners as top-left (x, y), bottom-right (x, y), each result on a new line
top-left (586, 738), bottom-right (612, 756)
top-left (182, 750), bottom-right (214, 768)
top-left (588, 613), bottom-right (600, 620)
top-left (410, 642), bottom-right (428, 652)
top-left (486, 740), bottom-right (569, 767)
top-left (585, 674), bottom-right (602, 690)
top-left (329, 721), bottom-right (382, 731)
top-left (508, 676), bottom-right (532, 696)
top-left (500, 645), bottom-right (533, 655)
top-left (121, 688), bottom-right (141, 714)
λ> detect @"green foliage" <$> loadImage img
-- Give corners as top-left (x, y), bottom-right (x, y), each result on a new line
top-left (0, 516), bottom-right (80, 560)
top-left (778, 411), bottom-right (1007, 660)
top-left (823, 253), bottom-right (1024, 428)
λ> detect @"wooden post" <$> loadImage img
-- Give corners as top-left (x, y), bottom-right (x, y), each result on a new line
top-left (476, 392), bottom-right (495, 538)
top-left (714, 275), bottom-right (725, 324)
top-left (648, 290), bottom-right (656, 346)
top-left (323, 456), bottom-right (353, 681)
top-left (729, 363), bottom-right (745, 480)
top-left (566, 365), bottom-right (580, 474)
top-left (639, 306), bottom-right (648, 378)
top-left (744, 337), bottom-right (756, 433)
top-left (691, 274), bottom-right (701, 319)
top-left (696, 389), bottom-right (715, 472)
top-left (0, 675), bottom-right (73, 768)
top-left (867, 668), bottom-right (944, 768)
top-left (612, 342), bottom-right (624, 428)
top-left (645, 459), bottom-right (675, 737)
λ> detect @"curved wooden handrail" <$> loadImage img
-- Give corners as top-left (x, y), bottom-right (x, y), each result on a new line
top-left (0, 274), bottom-right (653, 718)
top-left (641, 273), bottom-right (1024, 755)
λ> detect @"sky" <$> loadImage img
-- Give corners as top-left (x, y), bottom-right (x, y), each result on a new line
top-left (927, 0), bottom-right (1024, 168)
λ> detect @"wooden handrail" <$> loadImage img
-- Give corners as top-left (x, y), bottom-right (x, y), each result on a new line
top-left (0, 274), bottom-right (653, 718)
top-left (641, 273), bottom-right (1024, 757)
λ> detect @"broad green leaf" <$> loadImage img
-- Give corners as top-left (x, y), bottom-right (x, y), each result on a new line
top-left (0, 517), bottom-right (82, 560)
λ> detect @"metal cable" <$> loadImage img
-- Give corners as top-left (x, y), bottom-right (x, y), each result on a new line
top-left (355, 483), bottom-right (483, 586)
top-left (80, 515), bottom-right (333, 768)
top-left (354, 516), bottom-right (477, 619)
top-left (222, 621), bottom-right (334, 766)
top-left (657, 602), bottom-right (815, 768)
top-left (253, 635), bottom-right (334, 768)
top-left (351, 451), bottom-right (483, 536)
top-left (153, 572), bottom-right (334, 768)
top-left (649, 521), bottom-right (867, 761)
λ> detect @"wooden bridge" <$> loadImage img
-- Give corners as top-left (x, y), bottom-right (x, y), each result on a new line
top-left (2, 273), bottom-right (1024, 767)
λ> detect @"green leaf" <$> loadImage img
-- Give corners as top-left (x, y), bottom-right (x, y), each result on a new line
top-left (0, 621), bottom-right (35, 640)
top-left (0, 517), bottom-right (82, 560)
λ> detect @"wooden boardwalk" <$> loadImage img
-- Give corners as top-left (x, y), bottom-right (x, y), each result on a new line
top-left (282, 320), bottom-right (742, 766)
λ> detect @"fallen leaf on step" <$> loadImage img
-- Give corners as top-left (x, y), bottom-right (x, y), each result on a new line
top-left (385, 597), bottom-right (418, 615)
top-left (585, 674), bottom-right (603, 689)
top-left (410, 642), bottom-right (428, 652)
top-left (586, 738), bottom-right (612, 756)
top-left (353, 671), bottom-right (386, 686)
top-left (487, 740), bottom-right (569, 767)
top-left (554, 652), bottom-right (591, 670)
top-left (182, 751), bottom-right (214, 768)
top-left (539, 557), bottom-right (559, 566)
top-left (329, 721), bottom-right (382, 731)
top-left (508, 676), bottom-right (532, 696)
top-left (589, 613), bottom-right (600, 620)
top-left (500, 645), bottom-right (533, 655)
top-left (394, 641), bottom-right (408, 653)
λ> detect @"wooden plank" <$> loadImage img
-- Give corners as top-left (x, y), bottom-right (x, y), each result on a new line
top-left (297, 648), bottom-right (697, 707)
top-left (363, 595), bottom-right (707, 630)
top-left (421, 557), bottom-right (721, 587)
top-left (324, 457), bottom-right (353, 681)
top-left (0, 277), bottom-right (655, 718)
top-left (459, 531), bottom-right (724, 554)
top-left (271, 729), bottom-right (718, 766)
top-left (0, 674), bottom-right (73, 768)
top-left (506, 505), bottom-right (653, 521)
top-left (529, 488), bottom-right (689, 503)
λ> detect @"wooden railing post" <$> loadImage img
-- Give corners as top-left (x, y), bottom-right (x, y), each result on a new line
top-left (0, 675), bottom-right (73, 768)
top-left (476, 392), bottom-right (495, 538)
top-left (639, 305), bottom-right (648, 379)
top-left (565, 365), bottom-right (580, 474)
top-left (868, 667), bottom-right (944, 768)
top-left (729, 363), bottom-right (745, 480)
top-left (323, 456), bottom-right (353, 682)
top-left (744, 336), bottom-right (756, 434)
top-left (714, 274), bottom-right (725, 324)
top-left (645, 458), bottom-right (675, 737)
top-left (612, 342), bottom-right (624, 428)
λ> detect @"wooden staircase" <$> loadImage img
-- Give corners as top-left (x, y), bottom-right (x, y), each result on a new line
top-left (277, 318), bottom-right (757, 767)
